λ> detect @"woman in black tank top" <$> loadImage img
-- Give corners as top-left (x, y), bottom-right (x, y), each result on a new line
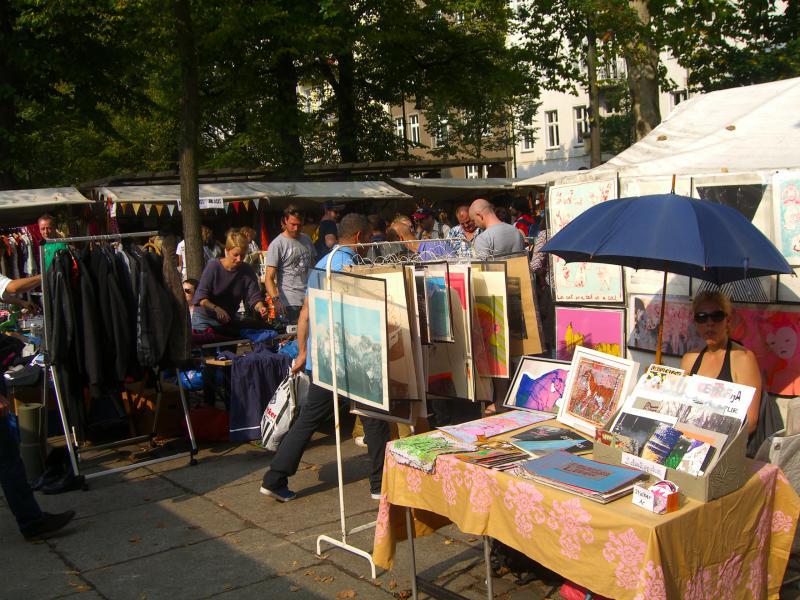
top-left (679, 290), bottom-right (763, 435)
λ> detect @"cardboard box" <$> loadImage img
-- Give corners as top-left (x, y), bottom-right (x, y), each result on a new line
top-left (123, 380), bottom-right (186, 438)
top-left (593, 425), bottom-right (749, 502)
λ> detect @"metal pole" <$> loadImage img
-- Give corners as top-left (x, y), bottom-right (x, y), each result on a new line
top-left (483, 536), bottom-right (494, 599)
top-left (406, 507), bottom-right (419, 600)
top-left (48, 230), bottom-right (159, 245)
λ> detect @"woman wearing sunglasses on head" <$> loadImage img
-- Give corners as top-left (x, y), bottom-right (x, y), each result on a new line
top-left (680, 290), bottom-right (762, 434)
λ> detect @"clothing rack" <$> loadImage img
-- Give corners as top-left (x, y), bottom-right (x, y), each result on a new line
top-left (40, 230), bottom-right (198, 484)
top-left (315, 236), bottom-right (484, 579)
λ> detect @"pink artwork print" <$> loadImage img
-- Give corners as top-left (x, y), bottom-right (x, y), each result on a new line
top-left (555, 307), bottom-right (624, 361)
top-left (729, 306), bottom-right (800, 396)
top-left (628, 294), bottom-right (704, 357)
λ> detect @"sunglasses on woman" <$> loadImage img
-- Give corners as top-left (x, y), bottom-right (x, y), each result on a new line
top-left (694, 310), bottom-right (726, 324)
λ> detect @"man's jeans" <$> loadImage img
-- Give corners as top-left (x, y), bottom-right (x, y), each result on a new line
top-left (0, 416), bottom-right (42, 531)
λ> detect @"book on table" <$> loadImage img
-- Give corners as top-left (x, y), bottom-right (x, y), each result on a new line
top-left (510, 424), bottom-right (593, 456)
top-left (519, 450), bottom-right (647, 503)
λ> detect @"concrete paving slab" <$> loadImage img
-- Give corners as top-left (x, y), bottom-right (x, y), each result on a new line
top-left (50, 493), bottom-right (251, 572)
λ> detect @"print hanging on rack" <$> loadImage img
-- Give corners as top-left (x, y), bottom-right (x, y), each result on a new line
top-left (548, 179), bottom-right (624, 303)
top-left (309, 288), bottom-right (390, 412)
top-left (773, 171), bottom-right (800, 265)
top-left (554, 306), bottom-right (625, 361)
top-left (423, 262), bottom-right (454, 343)
top-left (471, 268), bottom-right (510, 378)
top-left (627, 294), bottom-right (704, 358)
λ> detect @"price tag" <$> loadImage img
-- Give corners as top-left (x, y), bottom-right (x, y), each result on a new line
top-left (632, 485), bottom-right (656, 511)
top-left (199, 196), bottom-right (224, 210)
top-left (622, 452), bottom-right (667, 479)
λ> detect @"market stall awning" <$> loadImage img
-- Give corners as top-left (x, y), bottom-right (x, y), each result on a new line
top-left (514, 170), bottom-right (583, 188)
top-left (388, 178), bottom-right (518, 203)
top-left (0, 187), bottom-right (94, 225)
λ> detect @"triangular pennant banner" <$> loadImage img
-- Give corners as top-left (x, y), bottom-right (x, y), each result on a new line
top-left (132, 203), bottom-right (142, 215)
top-left (155, 204), bottom-right (164, 217)
top-left (243, 200), bottom-right (250, 211)
top-left (252, 198), bottom-right (260, 210)
top-left (167, 204), bottom-right (175, 216)
top-left (232, 201), bottom-right (241, 214)
top-left (225, 202), bottom-right (231, 213)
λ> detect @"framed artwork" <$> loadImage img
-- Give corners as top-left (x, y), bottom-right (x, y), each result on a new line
top-left (554, 306), bottom-right (625, 361)
top-left (548, 179), bottom-right (624, 303)
top-left (424, 262), bottom-right (454, 343)
top-left (729, 304), bottom-right (800, 396)
top-left (772, 171), bottom-right (800, 265)
top-left (627, 294), bottom-right (705, 357)
top-left (503, 356), bottom-right (570, 413)
top-left (557, 346), bottom-right (638, 437)
top-left (309, 288), bottom-right (390, 411)
top-left (503, 253), bottom-right (544, 356)
top-left (777, 271), bottom-right (800, 304)
top-left (472, 269), bottom-right (510, 378)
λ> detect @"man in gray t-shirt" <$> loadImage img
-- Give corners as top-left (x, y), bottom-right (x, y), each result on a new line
top-left (265, 206), bottom-right (316, 320)
top-left (470, 198), bottom-right (525, 257)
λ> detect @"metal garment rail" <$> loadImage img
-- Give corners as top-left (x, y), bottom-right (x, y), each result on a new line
top-left (313, 235), bottom-right (487, 580)
top-left (40, 231), bottom-right (198, 484)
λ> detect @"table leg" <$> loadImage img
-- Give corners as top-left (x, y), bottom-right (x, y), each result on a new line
top-left (483, 536), bottom-right (494, 599)
top-left (405, 507), bottom-right (418, 600)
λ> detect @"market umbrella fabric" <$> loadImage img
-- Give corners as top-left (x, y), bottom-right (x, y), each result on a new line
top-left (541, 193), bottom-right (793, 362)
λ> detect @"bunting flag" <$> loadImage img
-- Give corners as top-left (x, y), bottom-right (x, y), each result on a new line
top-left (167, 204), bottom-right (176, 216)
top-left (260, 207), bottom-right (269, 250)
top-left (252, 198), bottom-right (260, 210)
top-left (243, 199), bottom-right (251, 211)
top-left (132, 202), bottom-right (142, 216)
top-left (232, 201), bottom-right (241, 214)
top-left (225, 202), bottom-right (231, 213)
top-left (155, 204), bottom-right (165, 217)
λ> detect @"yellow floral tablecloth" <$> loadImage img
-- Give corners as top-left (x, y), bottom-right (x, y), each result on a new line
top-left (373, 442), bottom-right (800, 599)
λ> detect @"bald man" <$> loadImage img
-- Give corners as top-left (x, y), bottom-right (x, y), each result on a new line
top-left (469, 199), bottom-right (524, 257)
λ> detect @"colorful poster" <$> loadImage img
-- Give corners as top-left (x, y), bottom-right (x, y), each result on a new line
top-left (773, 171), bottom-right (800, 265)
top-left (503, 357), bottom-right (570, 413)
top-left (548, 179), bottom-right (624, 303)
top-left (309, 288), bottom-right (389, 411)
top-left (438, 411), bottom-right (551, 444)
top-left (472, 270), bottom-right (510, 378)
top-left (729, 304), bottom-right (800, 396)
top-left (627, 294), bottom-right (705, 357)
top-left (425, 274), bottom-right (453, 341)
top-left (558, 346), bottom-right (637, 437)
top-left (555, 306), bottom-right (625, 361)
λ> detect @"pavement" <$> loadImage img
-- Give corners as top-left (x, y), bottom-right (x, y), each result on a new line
top-left (1, 426), bottom-right (560, 600)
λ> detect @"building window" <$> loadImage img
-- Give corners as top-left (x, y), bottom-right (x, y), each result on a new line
top-left (394, 117), bottom-right (404, 139)
top-left (409, 114), bottom-right (420, 143)
top-left (430, 119), bottom-right (448, 148)
top-left (545, 110), bottom-right (560, 149)
top-left (671, 89), bottom-right (688, 108)
top-left (574, 106), bottom-right (590, 146)
top-left (521, 116), bottom-right (535, 151)
top-left (466, 165), bottom-right (484, 179)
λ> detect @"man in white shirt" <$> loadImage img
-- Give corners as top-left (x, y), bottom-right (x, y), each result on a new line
top-left (470, 198), bottom-right (525, 257)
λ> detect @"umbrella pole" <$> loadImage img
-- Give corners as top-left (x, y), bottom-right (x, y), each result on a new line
top-left (655, 266), bottom-right (668, 365)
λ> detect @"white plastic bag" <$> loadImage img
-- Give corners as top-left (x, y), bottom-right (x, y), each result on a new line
top-left (260, 370), bottom-right (297, 451)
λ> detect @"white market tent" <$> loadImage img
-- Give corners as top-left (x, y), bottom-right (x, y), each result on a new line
top-left (0, 187), bottom-right (94, 225)
top-left (390, 177), bottom-right (518, 203)
top-left (515, 170), bottom-right (583, 188)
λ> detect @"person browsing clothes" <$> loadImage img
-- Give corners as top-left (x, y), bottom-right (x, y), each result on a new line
top-left (260, 213), bottom-right (390, 502)
top-left (680, 290), bottom-right (762, 434)
top-left (264, 205), bottom-right (315, 323)
top-left (191, 229), bottom-right (268, 334)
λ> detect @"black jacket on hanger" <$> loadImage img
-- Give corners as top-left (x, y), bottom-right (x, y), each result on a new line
top-left (137, 251), bottom-right (173, 368)
top-left (89, 247), bottom-right (132, 383)
top-left (76, 254), bottom-right (103, 387)
top-left (46, 251), bottom-right (76, 365)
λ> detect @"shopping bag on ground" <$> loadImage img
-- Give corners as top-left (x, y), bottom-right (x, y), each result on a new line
top-left (260, 369), bottom-right (297, 451)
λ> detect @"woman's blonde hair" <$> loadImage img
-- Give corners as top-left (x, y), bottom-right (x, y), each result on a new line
top-left (692, 290), bottom-right (732, 316)
top-left (225, 229), bottom-right (249, 252)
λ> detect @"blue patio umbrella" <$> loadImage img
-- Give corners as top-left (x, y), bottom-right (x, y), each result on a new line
top-left (542, 193), bottom-right (793, 363)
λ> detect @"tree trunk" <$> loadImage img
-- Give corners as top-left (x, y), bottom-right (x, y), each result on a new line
top-left (174, 0), bottom-right (203, 280)
top-left (624, 0), bottom-right (661, 140)
top-left (334, 50), bottom-right (359, 163)
top-left (274, 50), bottom-right (305, 178)
top-left (0, 2), bottom-right (17, 189)
top-left (586, 28), bottom-right (602, 167)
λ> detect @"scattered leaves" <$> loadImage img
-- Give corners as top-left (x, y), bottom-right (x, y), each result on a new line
top-left (467, 538), bottom-right (477, 542)
top-left (292, 560), bottom-right (299, 567)
top-left (305, 570), bottom-right (316, 577)
top-left (443, 538), bottom-right (454, 545)
top-left (336, 590), bottom-right (357, 599)
top-left (129, 537), bottom-right (141, 544)
top-left (309, 464), bottom-right (321, 472)
top-left (74, 585), bottom-right (91, 593)
top-left (388, 579), bottom-right (397, 590)
top-left (289, 585), bottom-right (300, 592)
top-left (394, 590), bottom-right (412, 599)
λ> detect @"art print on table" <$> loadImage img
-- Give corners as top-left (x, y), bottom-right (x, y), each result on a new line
top-left (627, 294), bottom-right (705, 357)
top-left (729, 304), bottom-right (800, 396)
top-left (772, 171), bottom-right (800, 265)
top-left (309, 288), bottom-right (389, 411)
top-left (548, 179), bottom-right (624, 303)
top-left (438, 410), bottom-right (551, 444)
top-left (554, 306), bottom-right (625, 361)
top-left (558, 346), bottom-right (637, 437)
top-left (503, 357), bottom-right (570, 413)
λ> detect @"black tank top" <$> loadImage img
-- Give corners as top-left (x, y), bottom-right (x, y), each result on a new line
top-left (689, 339), bottom-right (734, 382)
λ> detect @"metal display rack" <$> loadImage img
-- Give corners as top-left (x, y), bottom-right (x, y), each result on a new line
top-left (40, 231), bottom-right (198, 484)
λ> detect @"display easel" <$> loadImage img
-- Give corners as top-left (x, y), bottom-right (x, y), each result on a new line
top-left (314, 238), bottom-right (481, 578)
top-left (40, 231), bottom-right (198, 484)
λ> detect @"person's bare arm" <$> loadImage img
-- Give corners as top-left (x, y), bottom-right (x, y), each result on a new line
top-left (264, 266), bottom-right (279, 299)
top-left (5, 275), bottom-right (41, 295)
top-left (734, 348), bottom-right (763, 435)
top-left (680, 351), bottom-right (698, 373)
top-left (292, 298), bottom-right (309, 374)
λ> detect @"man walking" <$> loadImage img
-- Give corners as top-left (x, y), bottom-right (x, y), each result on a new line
top-left (470, 198), bottom-right (525, 257)
top-left (264, 206), bottom-right (316, 322)
top-left (260, 214), bottom-right (390, 501)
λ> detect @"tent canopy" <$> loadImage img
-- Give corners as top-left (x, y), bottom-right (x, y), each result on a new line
top-left (0, 187), bottom-right (94, 225)
top-left (591, 77), bottom-right (800, 178)
top-left (99, 181), bottom-right (410, 206)
top-left (389, 177), bottom-right (518, 203)
top-left (514, 170), bottom-right (583, 188)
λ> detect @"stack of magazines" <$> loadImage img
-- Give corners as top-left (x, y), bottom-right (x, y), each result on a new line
top-left (517, 451), bottom-right (647, 504)
top-left (390, 432), bottom-right (476, 473)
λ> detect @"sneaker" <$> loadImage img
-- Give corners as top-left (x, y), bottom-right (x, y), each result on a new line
top-left (354, 436), bottom-right (367, 448)
top-left (370, 492), bottom-right (382, 500)
top-left (22, 510), bottom-right (75, 541)
top-left (259, 486), bottom-right (297, 502)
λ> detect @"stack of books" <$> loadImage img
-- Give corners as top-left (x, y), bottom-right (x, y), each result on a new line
top-left (509, 425), bottom-right (592, 458)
